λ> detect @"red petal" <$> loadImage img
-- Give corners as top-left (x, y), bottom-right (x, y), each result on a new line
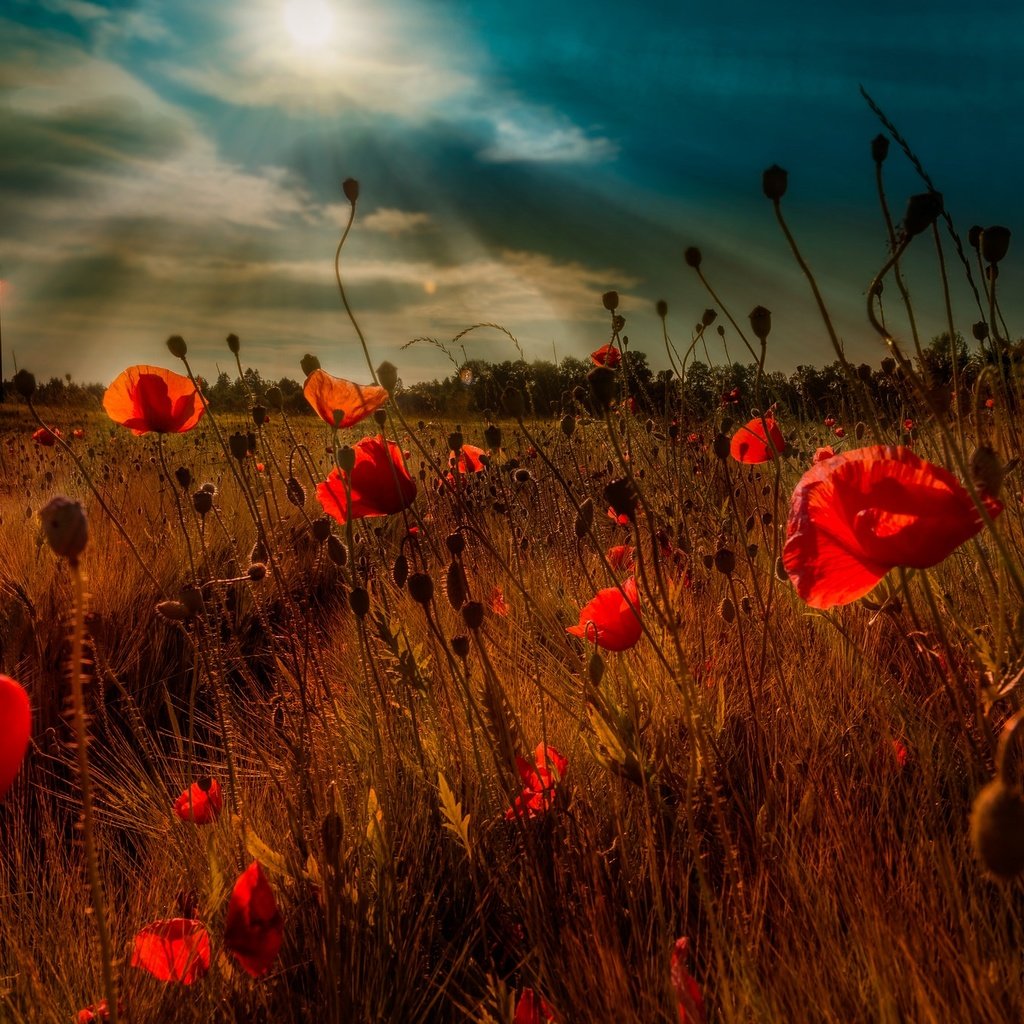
top-left (729, 417), bottom-right (784, 464)
top-left (131, 918), bottom-right (211, 984)
top-left (566, 577), bottom-right (642, 651)
top-left (224, 861), bottom-right (284, 977)
top-left (0, 675), bottom-right (31, 800)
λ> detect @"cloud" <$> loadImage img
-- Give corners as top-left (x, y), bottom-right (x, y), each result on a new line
top-left (358, 208), bottom-right (433, 235)
top-left (477, 106), bottom-right (619, 164)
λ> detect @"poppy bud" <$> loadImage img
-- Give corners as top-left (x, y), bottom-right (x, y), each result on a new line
top-left (251, 405), bottom-right (267, 427)
top-left (446, 560), bottom-right (468, 609)
top-left (560, 414), bottom-right (575, 437)
top-left (452, 634), bottom-right (470, 659)
top-left (502, 387), bottom-right (526, 420)
top-left (604, 477), bottom-right (638, 522)
top-left (712, 433), bottom-right (730, 460)
top-left (156, 599), bottom-right (191, 621)
top-left (174, 466), bottom-right (192, 490)
top-left (14, 370), bottom-right (36, 399)
top-left (248, 562), bottom-right (267, 581)
top-left (981, 226), bottom-right (1011, 264)
top-left (312, 517), bottom-right (331, 543)
top-left (376, 361), bottom-right (399, 394)
top-left (973, 321), bottom-right (989, 341)
top-left (300, 353), bottom-right (321, 377)
top-left (968, 225), bottom-right (983, 250)
top-left (166, 335), bottom-right (188, 359)
top-left (336, 445), bottom-right (356, 472)
top-left (714, 548), bottom-right (735, 575)
top-left (971, 780), bottom-right (1024, 881)
top-left (656, 299), bottom-right (668, 318)
top-left (484, 423), bottom-right (502, 450)
top-left (588, 366), bottom-right (618, 410)
top-left (702, 308), bottom-right (717, 327)
top-left (901, 191), bottom-right (944, 238)
top-left (192, 490), bottom-right (213, 515)
top-left (327, 535), bottom-right (347, 567)
top-left (408, 572), bottom-right (434, 605)
top-left (285, 477), bottom-right (305, 507)
top-left (393, 553), bottom-right (409, 589)
top-left (602, 290), bottom-right (619, 311)
top-left (588, 651), bottom-right (604, 686)
top-left (719, 597), bottom-right (736, 623)
top-left (762, 164), bottom-right (788, 201)
top-left (342, 177), bottom-right (360, 204)
top-left (226, 333), bottom-right (240, 355)
top-left (972, 444), bottom-right (1005, 500)
top-left (575, 497), bottom-right (594, 538)
top-left (445, 533), bottom-right (465, 558)
top-left (871, 133), bottom-right (890, 163)
top-left (683, 246), bottom-right (702, 268)
top-left (229, 432), bottom-right (249, 462)
top-left (349, 587), bottom-right (370, 618)
top-left (462, 600), bottom-right (484, 630)
top-left (39, 496), bottom-right (87, 561)
top-left (748, 306), bottom-right (771, 342)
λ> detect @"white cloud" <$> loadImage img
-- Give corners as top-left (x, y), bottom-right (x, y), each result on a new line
top-left (478, 107), bottom-right (620, 165)
top-left (359, 208), bottom-right (433, 236)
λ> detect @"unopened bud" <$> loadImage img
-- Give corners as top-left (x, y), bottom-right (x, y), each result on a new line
top-left (349, 587), bottom-right (370, 617)
top-left (174, 466), bottom-right (192, 490)
top-left (166, 335), bottom-right (188, 359)
top-left (39, 496), bottom-right (87, 561)
top-left (376, 361), bottom-right (399, 393)
top-left (192, 490), bottom-right (213, 515)
top-left (14, 370), bottom-right (36, 399)
top-left (602, 290), bottom-right (619, 312)
top-left (973, 321), bottom-right (990, 341)
top-left (337, 445), bottom-right (356, 473)
top-left (981, 226), bottom-right (1011, 264)
top-left (342, 178), bottom-right (359, 204)
top-left (408, 572), bottom-right (434, 605)
top-left (228, 432), bottom-right (249, 462)
top-left (226, 333), bottom-right (240, 355)
top-left (300, 353), bottom-right (321, 377)
top-left (748, 305), bottom-right (771, 342)
top-left (683, 246), bottom-right (702, 268)
top-left (248, 562), bottom-right (267, 581)
top-left (901, 191), bottom-right (944, 238)
top-left (446, 560), bottom-right (468, 609)
top-left (762, 164), bottom-right (788, 201)
top-left (462, 600), bottom-right (484, 631)
top-left (327, 535), bottom-right (347, 566)
top-left (484, 423), bottom-right (502, 450)
top-left (871, 133), bottom-right (889, 163)
top-left (656, 299), bottom-right (668, 319)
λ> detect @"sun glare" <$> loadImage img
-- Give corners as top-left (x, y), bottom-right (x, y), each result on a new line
top-left (283, 0), bottom-right (335, 50)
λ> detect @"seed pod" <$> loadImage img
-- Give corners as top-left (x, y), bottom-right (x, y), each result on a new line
top-left (376, 360), bottom-right (399, 393)
top-left (336, 446), bottom-right (356, 472)
top-left (327, 535), bottom-right (347, 567)
top-left (300, 353), bottom-right (321, 377)
top-left (462, 600), bottom-right (484, 630)
top-left (342, 177), bottom-right (360, 204)
top-left (349, 587), bottom-right (370, 618)
top-left (248, 562), bottom-right (268, 581)
top-left (714, 548), bottom-right (735, 575)
top-left (228, 432), bottom-right (249, 462)
top-left (683, 246), bottom-right (702, 268)
top-left (656, 299), bottom-right (668, 318)
top-left (871, 133), bottom-right (890, 163)
top-left (588, 651), bottom-right (605, 686)
top-left (193, 490), bottom-right (213, 516)
top-left (762, 164), bottom-right (788, 201)
top-left (973, 321), bottom-right (990, 341)
top-left (285, 477), bottom-right (306, 507)
top-left (156, 600), bottom-right (191, 622)
top-left (446, 560), bottom-right (468, 609)
top-left (602, 290), bottom-right (619, 311)
top-left (981, 226), bottom-right (1011, 264)
top-left (265, 386), bottom-right (283, 408)
top-left (971, 780), bottom-right (1024, 881)
top-left (719, 597), bottom-right (736, 623)
top-left (174, 466), bottom-right (192, 490)
top-left (408, 572), bottom-right (434, 605)
top-left (748, 305), bottom-right (772, 342)
top-left (446, 532), bottom-right (466, 557)
top-left (251, 405), bottom-right (267, 427)
top-left (393, 553), bottom-right (409, 589)
top-left (166, 335), bottom-right (188, 358)
top-left (312, 517), bottom-right (331, 543)
top-left (39, 497), bottom-right (87, 561)
top-left (14, 370), bottom-right (36, 399)
top-left (226, 333), bottom-right (240, 354)
top-left (452, 634), bottom-right (470, 659)
top-left (484, 423), bottom-right (502, 449)
top-left (901, 191), bottom-right (944, 238)
top-left (702, 308), bottom-right (717, 327)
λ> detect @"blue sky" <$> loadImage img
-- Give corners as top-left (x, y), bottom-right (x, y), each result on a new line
top-left (2, 0), bottom-right (1022, 386)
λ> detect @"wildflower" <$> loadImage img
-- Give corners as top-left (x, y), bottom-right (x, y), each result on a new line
top-left (103, 366), bottom-right (204, 435)
top-left (671, 938), bottom-right (707, 1024)
top-left (813, 446), bottom-right (835, 463)
top-left (566, 577), bottom-right (642, 651)
top-left (303, 368), bottom-right (388, 429)
top-left (173, 778), bottom-right (223, 825)
top-left (72, 428), bottom-right (85, 440)
top-left (223, 861), bottom-right (284, 977)
top-left (729, 416), bottom-right (784, 464)
top-left (834, 426), bottom-right (845, 439)
top-left (131, 918), bottom-right (211, 984)
top-left (591, 343), bottom-right (621, 369)
top-left (317, 436), bottom-right (417, 524)
top-left (488, 586), bottom-right (509, 616)
top-left (76, 1000), bottom-right (124, 1023)
top-left (32, 426), bottom-right (61, 446)
top-left (506, 743), bottom-right (568, 821)
top-left (0, 675), bottom-right (31, 800)
top-left (783, 446), bottom-right (1002, 609)
top-left (514, 988), bottom-right (559, 1023)
top-left (607, 544), bottom-right (635, 571)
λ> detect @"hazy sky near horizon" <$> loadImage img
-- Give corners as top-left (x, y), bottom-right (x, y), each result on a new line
top-left (2, 0), bottom-right (1022, 388)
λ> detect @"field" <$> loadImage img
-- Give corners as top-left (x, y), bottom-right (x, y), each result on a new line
top-left (2, 196), bottom-right (1024, 1024)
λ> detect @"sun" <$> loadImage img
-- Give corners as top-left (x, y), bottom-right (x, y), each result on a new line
top-left (282, 0), bottom-right (335, 51)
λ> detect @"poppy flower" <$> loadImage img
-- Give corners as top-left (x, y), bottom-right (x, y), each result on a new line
top-left (488, 586), bottom-right (509, 616)
top-left (131, 918), bottom-right (211, 984)
top-left (607, 544), bottom-right (635, 571)
top-left (783, 445), bottom-right (1003, 609)
top-left (607, 507), bottom-right (631, 527)
top-left (451, 444), bottom-right (488, 474)
top-left (32, 426), bottom-right (61, 446)
top-left (813, 446), bottom-right (835, 463)
top-left (514, 988), bottom-right (559, 1023)
top-left (316, 435), bottom-right (417, 524)
top-left (76, 1000), bottom-right (123, 1023)
top-left (0, 675), bottom-right (31, 801)
top-left (824, 416), bottom-right (835, 428)
top-left (671, 938), bottom-right (706, 1024)
top-left (729, 416), bottom-right (784, 464)
top-left (303, 368), bottom-right (388, 429)
top-left (834, 426), bottom-right (846, 439)
top-left (103, 366), bottom-right (204, 436)
top-left (591, 344), bottom-right (621, 369)
top-left (506, 743), bottom-right (568, 821)
top-left (224, 861), bottom-right (284, 977)
top-left (566, 577), bottom-right (642, 651)
top-left (72, 428), bottom-right (85, 440)
top-left (173, 778), bottom-right (223, 824)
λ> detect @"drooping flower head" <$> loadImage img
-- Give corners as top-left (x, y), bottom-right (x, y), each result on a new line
top-left (303, 368), bottom-right (388, 429)
top-left (103, 366), bottom-right (204, 436)
top-left (32, 426), bottom-right (61, 447)
top-left (317, 435), bottom-right (417, 524)
top-left (223, 861), bottom-right (284, 977)
top-left (173, 778), bottom-right (223, 825)
top-left (130, 918), bottom-right (212, 984)
top-left (783, 445), bottom-right (1002, 609)
top-left (729, 415), bottom-right (785, 464)
top-left (566, 577), bottom-right (642, 651)
top-left (0, 675), bottom-right (31, 800)
top-left (506, 743), bottom-right (568, 821)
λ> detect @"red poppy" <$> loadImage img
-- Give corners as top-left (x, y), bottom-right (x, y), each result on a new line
top-left (824, 416), bottom-right (835, 427)
top-left (316, 435), bottom-right (417, 524)
top-left (834, 426), bottom-right (846, 439)
top-left (32, 426), bottom-right (61, 446)
top-left (671, 938), bottom-right (706, 1024)
top-left (103, 365), bottom-right (204, 436)
top-left (813, 446), bottom-right (835, 463)
top-left (985, 397), bottom-right (996, 410)
top-left (607, 507), bottom-right (631, 527)
top-left (72, 428), bottom-right (85, 440)
top-left (506, 743), bottom-right (568, 821)
top-left (607, 544), bottom-right (635, 571)
top-left (451, 444), bottom-right (488, 474)
top-left (76, 1000), bottom-right (123, 1023)
top-left (488, 586), bottom-right (509, 616)
top-left (0, 676), bottom-right (30, 801)
top-left (223, 861), bottom-right (284, 977)
top-left (131, 918), bottom-right (211, 984)
top-left (783, 445), bottom-right (1002, 609)
top-left (590, 344), bottom-right (621, 368)
top-left (566, 577), bottom-right (642, 651)
top-left (729, 416), bottom-right (784, 464)
top-left (173, 778), bottom-right (223, 825)
top-left (514, 988), bottom-right (559, 1023)
top-left (903, 419), bottom-right (915, 431)
top-left (303, 368), bottom-right (388, 429)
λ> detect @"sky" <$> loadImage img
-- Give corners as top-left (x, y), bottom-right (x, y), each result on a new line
top-left (2, 0), bottom-right (1023, 388)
